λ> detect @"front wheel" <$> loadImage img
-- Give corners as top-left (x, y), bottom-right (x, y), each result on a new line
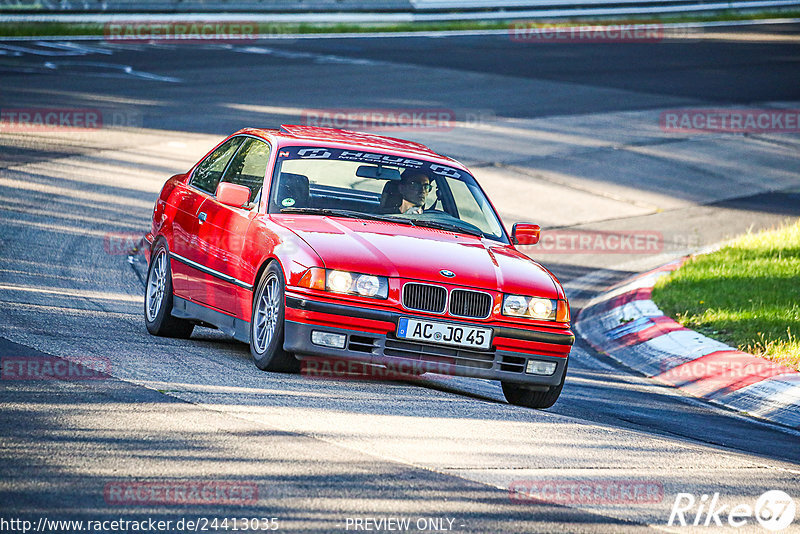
top-left (144, 242), bottom-right (194, 338)
top-left (250, 262), bottom-right (299, 373)
top-left (502, 361), bottom-right (568, 409)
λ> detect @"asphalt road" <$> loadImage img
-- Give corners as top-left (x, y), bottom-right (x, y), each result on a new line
top-left (1, 22), bottom-right (799, 533)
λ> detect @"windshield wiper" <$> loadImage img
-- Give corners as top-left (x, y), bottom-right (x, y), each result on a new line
top-left (411, 219), bottom-right (484, 238)
top-left (280, 208), bottom-right (483, 236)
top-left (280, 207), bottom-right (415, 226)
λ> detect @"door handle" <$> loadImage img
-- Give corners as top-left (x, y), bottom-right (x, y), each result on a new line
top-left (198, 212), bottom-right (207, 223)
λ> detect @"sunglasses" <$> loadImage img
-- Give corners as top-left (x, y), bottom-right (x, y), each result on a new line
top-left (406, 181), bottom-right (433, 192)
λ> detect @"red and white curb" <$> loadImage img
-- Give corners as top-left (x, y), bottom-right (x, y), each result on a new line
top-left (575, 259), bottom-right (800, 429)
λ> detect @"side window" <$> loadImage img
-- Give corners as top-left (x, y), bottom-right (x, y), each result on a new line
top-left (219, 137), bottom-right (271, 204)
top-left (424, 177), bottom-right (440, 211)
top-left (191, 136), bottom-right (244, 194)
top-left (446, 177), bottom-right (504, 237)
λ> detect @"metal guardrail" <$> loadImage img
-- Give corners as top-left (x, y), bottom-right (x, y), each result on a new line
top-left (412, 0), bottom-right (796, 7)
top-left (1, 0), bottom-right (799, 18)
top-left (0, 0), bottom-right (413, 11)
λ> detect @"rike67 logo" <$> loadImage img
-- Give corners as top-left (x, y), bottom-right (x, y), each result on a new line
top-left (668, 490), bottom-right (796, 531)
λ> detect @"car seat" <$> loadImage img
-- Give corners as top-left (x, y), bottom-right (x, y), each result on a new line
top-left (379, 180), bottom-right (402, 213)
top-left (276, 173), bottom-right (309, 209)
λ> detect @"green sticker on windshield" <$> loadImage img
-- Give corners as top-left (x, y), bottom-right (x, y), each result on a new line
top-left (282, 198), bottom-right (296, 207)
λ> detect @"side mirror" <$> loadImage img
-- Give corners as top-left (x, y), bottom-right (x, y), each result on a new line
top-left (216, 182), bottom-right (251, 208)
top-left (511, 223), bottom-right (540, 245)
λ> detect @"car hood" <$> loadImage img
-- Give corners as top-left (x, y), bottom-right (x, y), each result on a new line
top-left (274, 216), bottom-right (560, 298)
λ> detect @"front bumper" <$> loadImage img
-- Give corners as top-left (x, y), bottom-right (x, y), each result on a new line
top-left (284, 294), bottom-right (572, 386)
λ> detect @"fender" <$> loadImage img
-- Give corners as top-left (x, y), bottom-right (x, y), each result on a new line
top-left (236, 215), bottom-right (324, 320)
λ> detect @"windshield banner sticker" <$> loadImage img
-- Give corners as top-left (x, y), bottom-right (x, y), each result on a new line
top-left (283, 146), bottom-right (463, 179)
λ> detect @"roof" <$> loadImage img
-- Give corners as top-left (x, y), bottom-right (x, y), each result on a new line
top-left (239, 125), bottom-right (461, 168)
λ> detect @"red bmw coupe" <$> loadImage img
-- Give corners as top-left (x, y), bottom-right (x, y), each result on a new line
top-left (144, 125), bottom-right (573, 408)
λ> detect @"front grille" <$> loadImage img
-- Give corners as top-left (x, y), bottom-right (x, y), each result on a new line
top-left (402, 283), bottom-right (447, 314)
top-left (348, 335), bottom-right (377, 353)
top-left (449, 289), bottom-right (492, 319)
top-left (500, 355), bottom-right (526, 373)
top-left (384, 339), bottom-right (495, 370)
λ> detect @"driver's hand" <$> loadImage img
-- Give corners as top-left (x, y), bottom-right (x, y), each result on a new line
top-left (403, 206), bottom-right (423, 215)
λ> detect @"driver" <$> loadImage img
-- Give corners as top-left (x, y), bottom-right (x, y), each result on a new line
top-left (397, 170), bottom-right (432, 214)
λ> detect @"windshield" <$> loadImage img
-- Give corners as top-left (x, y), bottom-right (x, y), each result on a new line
top-left (267, 146), bottom-right (507, 242)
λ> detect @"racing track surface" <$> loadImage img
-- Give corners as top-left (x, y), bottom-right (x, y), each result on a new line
top-left (1, 23), bottom-right (800, 532)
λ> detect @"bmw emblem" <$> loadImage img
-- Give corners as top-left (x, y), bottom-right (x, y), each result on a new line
top-left (440, 269), bottom-right (456, 278)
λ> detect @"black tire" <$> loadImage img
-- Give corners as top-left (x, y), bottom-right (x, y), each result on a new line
top-left (144, 241), bottom-right (194, 339)
top-left (250, 262), bottom-right (299, 373)
top-left (502, 361), bottom-right (568, 410)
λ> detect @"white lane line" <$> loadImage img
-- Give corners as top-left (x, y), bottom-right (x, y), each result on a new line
top-left (33, 41), bottom-right (114, 55)
top-left (41, 60), bottom-right (181, 82)
top-left (224, 44), bottom-right (380, 66)
top-left (0, 43), bottom-right (87, 56)
top-left (0, 283), bottom-right (140, 303)
top-left (0, 40), bottom-right (179, 81)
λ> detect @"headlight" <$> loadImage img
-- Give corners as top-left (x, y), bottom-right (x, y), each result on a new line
top-left (326, 270), bottom-right (388, 299)
top-left (355, 274), bottom-right (381, 297)
top-left (503, 294), bottom-right (570, 322)
top-left (528, 297), bottom-right (553, 319)
top-left (298, 268), bottom-right (389, 298)
top-left (327, 270), bottom-right (352, 293)
top-left (503, 295), bottom-right (528, 316)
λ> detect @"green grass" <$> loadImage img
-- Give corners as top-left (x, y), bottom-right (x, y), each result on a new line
top-left (0, 23), bottom-right (104, 37)
top-left (0, 20), bottom-right (506, 38)
top-left (1, 9), bottom-right (800, 38)
top-left (651, 220), bottom-right (800, 370)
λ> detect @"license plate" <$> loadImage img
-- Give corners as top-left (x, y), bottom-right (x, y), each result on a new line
top-left (396, 317), bottom-right (492, 350)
